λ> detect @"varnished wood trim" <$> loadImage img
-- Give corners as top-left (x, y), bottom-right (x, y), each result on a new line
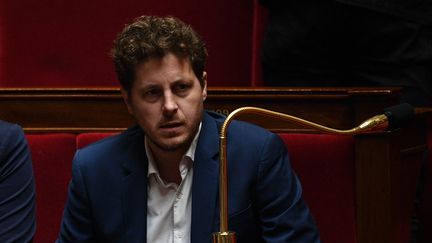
top-left (0, 86), bottom-right (402, 98)
top-left (400, 144), bottom-right (428, 156)
top-left (23, 127), bottom-right (127, 134)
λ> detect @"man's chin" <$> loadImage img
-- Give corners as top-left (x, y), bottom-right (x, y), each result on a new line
top-left (154, 137), bottom-right (191, 152)
top-left (159, 143), bottom-right (183, 152)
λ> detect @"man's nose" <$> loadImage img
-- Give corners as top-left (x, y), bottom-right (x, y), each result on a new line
top-left (162, 92), bottom-right (178, 115)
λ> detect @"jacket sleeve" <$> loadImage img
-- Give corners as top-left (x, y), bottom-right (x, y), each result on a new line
top-left (255, 133), bottom-right (320, 242)
top-left (57, 150), bottom-right (95, 242)
top-left (0, 123), bottom-right (36, 243)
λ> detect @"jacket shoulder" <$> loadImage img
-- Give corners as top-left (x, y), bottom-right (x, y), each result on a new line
top-left (0, 121), bottom-right (24, 145)
top-left (74, 125), bottom-right (144, 166)
top-left (0, 121), bottom-right (27, 164)
top-left (204, 110), bottom-right (280, 147)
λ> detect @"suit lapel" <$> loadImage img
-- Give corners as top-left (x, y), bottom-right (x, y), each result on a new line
top-left (191, 112), bottom-right (221, 243)
top-left (121, 128), bottom-right (148, 243)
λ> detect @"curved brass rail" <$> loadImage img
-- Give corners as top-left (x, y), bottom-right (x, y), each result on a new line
top-left (213, 106), bottom-right (390, 243)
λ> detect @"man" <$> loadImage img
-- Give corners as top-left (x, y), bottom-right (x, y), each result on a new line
top-left (0, 120), bottom-right (36, 242)
top-left (57, 15), bottom-right (319, 242)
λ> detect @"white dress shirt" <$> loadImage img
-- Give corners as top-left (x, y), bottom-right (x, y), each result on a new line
top-left (145, 123), bottom-right (201, 243)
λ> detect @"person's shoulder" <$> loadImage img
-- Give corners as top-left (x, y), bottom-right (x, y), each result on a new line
top-left (204, 110), bottom-right (285, 157)
top-left (0, 120), bottom-right (24, 135)
top-left (204, 110), bottom-right (275, 138)
top-left (204, 110), bottom-right (226, 123)
top-left (80, 124), bottom-right (142, 150)
top-left (0, 120), bottom-right (25, 147)
top-left (75, 125), bottom-right (144, 161)
top-left (72, 125), bottom-right (145, 179)
top-left (0, 121), bottom-right (28, 169)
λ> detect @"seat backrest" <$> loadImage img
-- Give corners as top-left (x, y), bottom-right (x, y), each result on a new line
top-left (279, 133), bottom-right (357, 243)
top-left (28, 132), bottom-right (117, 243)
top-left (76, 132), bottom-right (117, 149)
top-left (26, 134), bottom-right (76, 243)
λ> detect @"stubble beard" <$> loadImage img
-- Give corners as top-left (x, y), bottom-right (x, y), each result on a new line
top-left (149, 122), bottom-right (200, 153)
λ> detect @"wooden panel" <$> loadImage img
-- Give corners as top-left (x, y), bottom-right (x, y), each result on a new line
top-left (0, 87), bottom-right (402, 133)
top-left (0, 88), bottom-right (131, 132)
top-left (355, 122), bottom-right (427, 243)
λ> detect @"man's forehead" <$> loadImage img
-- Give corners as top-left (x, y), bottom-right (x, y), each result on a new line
top-left (136, 54), bottom-right (192, 73)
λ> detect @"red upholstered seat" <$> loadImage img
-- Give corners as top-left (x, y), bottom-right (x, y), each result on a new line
top-left (27, 132), bottom-right (115, 243)
top-left (26, 134), bottom-right (76, 243)
top-left (279, 133), bottom-right (357, 243)
top-left (76, 132), bottom-right (117, 149)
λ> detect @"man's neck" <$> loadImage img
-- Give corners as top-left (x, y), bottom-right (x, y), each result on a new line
top-left (149, 144), bottom-right (188, 185)
top-left (145, 122), bottom-right (202, 185)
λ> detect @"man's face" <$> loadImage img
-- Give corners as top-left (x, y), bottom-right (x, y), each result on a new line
top-left (122, 53), bottom-right (207, 153)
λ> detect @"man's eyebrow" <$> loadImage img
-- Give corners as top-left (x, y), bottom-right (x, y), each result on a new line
top-left (171, 78), bottom-right (194, 84)
top-left (137, 84), bottom-right (161, 92)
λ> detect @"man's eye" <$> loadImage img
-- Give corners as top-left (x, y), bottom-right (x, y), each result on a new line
top-left (175, 83), bottom-right (190, 94)
top-left (146, 89), bottom-right (159, 95)
top-left (142, 89), bottom-right (161, 101)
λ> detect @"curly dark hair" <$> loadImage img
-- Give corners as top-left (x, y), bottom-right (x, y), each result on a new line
top-left (111, 15), bottom-right (208, 92)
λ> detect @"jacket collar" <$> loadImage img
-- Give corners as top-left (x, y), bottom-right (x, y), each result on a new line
top-left (191, 111), bottom-right (221, 242)
top-left (121, 126), bottom-right (148, 242)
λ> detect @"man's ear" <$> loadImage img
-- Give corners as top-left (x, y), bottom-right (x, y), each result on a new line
top-left (120, 88), bottom-right (133, 115)
top-left (202, 71), bottom-right (208, 101)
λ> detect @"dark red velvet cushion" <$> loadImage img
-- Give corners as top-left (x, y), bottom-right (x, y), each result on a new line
top-left (26, 134), bottom-right (76, 243)
top-left (279, 133), bottom-right (357, 243)
top-left (76, 132), bottom-right (117, 149)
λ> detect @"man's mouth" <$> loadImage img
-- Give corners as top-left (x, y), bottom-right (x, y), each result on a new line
top-left (159, 122), bottom-right (183, 129)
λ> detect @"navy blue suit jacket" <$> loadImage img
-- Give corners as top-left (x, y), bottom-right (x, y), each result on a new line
top-left (57, 111), bottom-right (320, 242)
top-left (0, 121), bottom-right (36, 242)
